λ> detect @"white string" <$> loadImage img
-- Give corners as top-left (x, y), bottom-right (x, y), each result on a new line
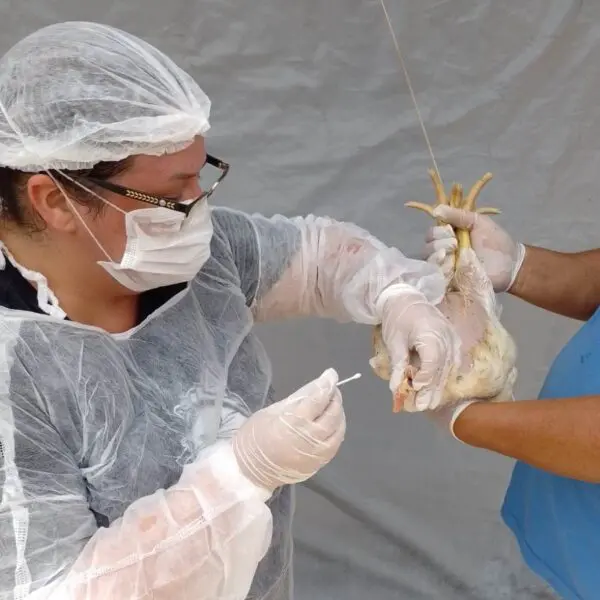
top-left (378, 0), bottom-right (443, 187)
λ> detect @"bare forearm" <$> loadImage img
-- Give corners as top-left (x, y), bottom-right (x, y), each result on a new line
top-left (453, 397), bottom-right (600, 482)
top-left (510, 245), bottom-right (600, 320)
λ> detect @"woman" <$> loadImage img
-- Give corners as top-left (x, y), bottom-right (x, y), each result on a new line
top-left (0, 21), bottom-right (461, 600)
top-left (425, 203), bottom-right (600, 600)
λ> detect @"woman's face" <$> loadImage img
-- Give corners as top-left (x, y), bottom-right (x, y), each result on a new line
top-left (27, 136), bottom-right (208, 267)
top-left (78, 136), bottom-right (208, 264)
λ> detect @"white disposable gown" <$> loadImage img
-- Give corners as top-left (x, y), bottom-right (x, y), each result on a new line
top-left (0, 206), bottom-right (446, 600)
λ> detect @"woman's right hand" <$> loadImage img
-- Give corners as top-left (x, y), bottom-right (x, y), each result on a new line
top-left (232, 368), bottom-right (346, 492)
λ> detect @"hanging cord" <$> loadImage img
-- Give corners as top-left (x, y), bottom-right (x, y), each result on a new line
top-left (378, 0), bottom-right (443, 187)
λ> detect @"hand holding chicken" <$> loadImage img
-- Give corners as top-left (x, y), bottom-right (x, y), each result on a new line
top-left (370, 170), bottom-right (518, 412)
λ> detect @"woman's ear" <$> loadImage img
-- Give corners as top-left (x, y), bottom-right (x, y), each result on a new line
top-left (26, 174), bottom-right (78, 233)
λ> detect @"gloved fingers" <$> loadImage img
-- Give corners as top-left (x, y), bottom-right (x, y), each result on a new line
top-left (296, 388), bottom-right (345, 446)
top-left (425, 223), bottom-right (455, 244)
top-left (387, 344), bottom-right (409, 395)
top-left (284, 367), bottom-right (339, 421)
top-left (426, 247), bottom-right (456, 285)
top-left (389, 364), bottom-right (409, 398)
top-left (432, 205), bottom-right (478, 230)
top-left (412, 382), bottom-right (445, 412)
top-left (426, 248), bottom-right (448, 267)
top-left (290, 392), bottom-right (345, 465)
top-left (411, 336), bottom-right (457, 394)
top-left (424, 237), bottom-right (457, 260)
top-left (322, 407), bottom-right (347, 454)
top-left (410, 330), bottom-right (460, 410)
top-left (314, 387), bottom-right (344, 434)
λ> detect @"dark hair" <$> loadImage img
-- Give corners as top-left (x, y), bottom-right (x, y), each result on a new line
top-left (0, 158), bottom-right (132, 233)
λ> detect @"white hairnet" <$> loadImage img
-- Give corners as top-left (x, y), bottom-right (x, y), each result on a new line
top-left (0, 21), bottom-right (211, 171)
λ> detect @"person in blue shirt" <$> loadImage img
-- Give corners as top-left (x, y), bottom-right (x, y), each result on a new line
top-left (424, 202), bottom-right (600, 600)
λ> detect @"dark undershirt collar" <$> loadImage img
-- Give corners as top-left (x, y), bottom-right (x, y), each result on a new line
top-left (0, 259), bottom-right (186, 325)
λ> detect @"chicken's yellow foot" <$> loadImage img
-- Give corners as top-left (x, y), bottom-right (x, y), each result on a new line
top-left (405, 171), bottom-right (498, 253)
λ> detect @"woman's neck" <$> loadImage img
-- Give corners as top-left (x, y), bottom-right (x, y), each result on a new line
top-left (0, 230), bottom-right (140, 333)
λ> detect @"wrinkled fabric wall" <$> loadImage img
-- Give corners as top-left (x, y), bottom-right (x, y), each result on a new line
top-left (2, 0), bottom-right (595, 597)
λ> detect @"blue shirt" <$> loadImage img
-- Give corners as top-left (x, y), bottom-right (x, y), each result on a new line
top-left (502, 306), bottom-right (600, 600)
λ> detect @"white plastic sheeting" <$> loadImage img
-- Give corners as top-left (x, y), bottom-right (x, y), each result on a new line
top-left (1, 1), bottom-right (594, 597)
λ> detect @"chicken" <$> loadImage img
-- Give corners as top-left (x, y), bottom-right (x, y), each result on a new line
top-left (370, 170), bottom-right (518, 412)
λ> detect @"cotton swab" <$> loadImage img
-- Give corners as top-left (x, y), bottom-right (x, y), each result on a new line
top-left (337, 373), bottom-right (362, 387)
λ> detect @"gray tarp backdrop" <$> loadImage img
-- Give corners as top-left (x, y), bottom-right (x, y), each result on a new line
top-left (3, 0), bottom-right (595, 597)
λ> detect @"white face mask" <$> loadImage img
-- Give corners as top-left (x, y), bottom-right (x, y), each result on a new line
top-left (97, 200), bottom-right (214, 292)
top-left (51, 172), bottom-right (214, 293)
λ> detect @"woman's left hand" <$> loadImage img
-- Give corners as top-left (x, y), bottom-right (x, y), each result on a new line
top-left (378, 286), bottom-right (462, 411)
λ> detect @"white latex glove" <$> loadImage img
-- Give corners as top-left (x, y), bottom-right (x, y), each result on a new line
top-left (425, 206), bottom-right (527, 293)
top-left (428, 394), bottom-right (516, 441)
top-left (427, 400), bottom-right (479, 441)
top-left (232, 368), bottom-right (346, 492)
top-left (377, 284), bottom-right (462, 411)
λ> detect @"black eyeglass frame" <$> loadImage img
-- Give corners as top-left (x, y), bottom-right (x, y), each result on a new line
top-left (75, 154), bottom-right (230, 217)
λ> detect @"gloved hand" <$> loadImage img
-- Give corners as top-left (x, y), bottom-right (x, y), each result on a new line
top-left (232, 368), bottom-right (346, 492)
top-left (427, 399), bottom-right (479, 441)
top-left (428, 394), bottom-right (516, 440)
top-left (377, 284), bottom-right (462, 411)
top-left (425, 206), bottom-right (527, 293)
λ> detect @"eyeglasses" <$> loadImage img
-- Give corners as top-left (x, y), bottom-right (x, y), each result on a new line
top-left (76, 154), bottom-right (230, 217)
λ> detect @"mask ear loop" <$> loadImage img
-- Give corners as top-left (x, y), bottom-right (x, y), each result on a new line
top-left (10, 171), bottom-right (129, 319)
top-left (45, 170), bottom-right (125, 263)
top-left (0, 171), bottom-right (125, 319)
